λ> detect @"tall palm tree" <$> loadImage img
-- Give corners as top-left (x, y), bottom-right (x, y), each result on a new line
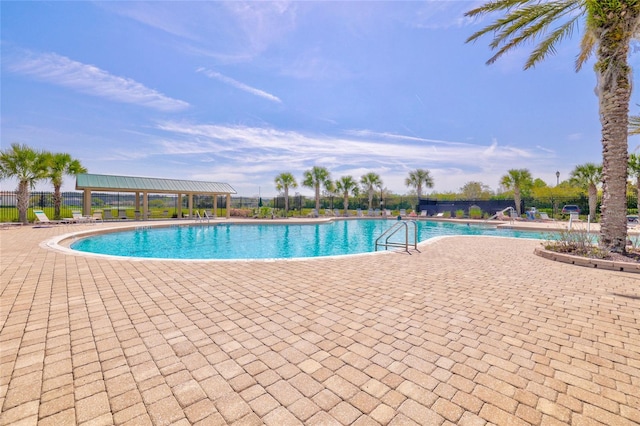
top-left (629, 154), bottom-right (640, 213)
top-left (44, 152), bottom-right (87, 219)
top-left (335, 175), bottom-right (358, 215)
top-left (0, 143), bottom-right (49, 224)
top-left (274, 172), bottom-right (298, 216)
top-left (465, 0), bottom-right (640, 252)
top-left (302, 166), bottom-right (331, 212)
top-left (500, 169), bottom-right (533, 216)
top-left (569, 163), bottom-right (603, 220)
top-left (405, 169), bottom-right (434, 204)
top-left (360, 172), bottom-right (383, 210)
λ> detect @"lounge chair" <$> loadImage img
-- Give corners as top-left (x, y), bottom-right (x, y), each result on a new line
top-left (367, 209), bottom-right (374, 216)
top-left (539, 212), bottom-right (552, 221)
top-left (435, 212), bottom-right (444, 218)
top-left (92, 211), bottom-right (103, 223)
top-left (33, 209), bottom-right (70, 225)
top-left (118, 209), bottom-right (128, 220)
top-left (72, 210), bottom-right (92, 223)
top-left (419, 211), bottom-right (427, 218)
top-left (103, 210), bottom-right (115, 221)
top-left (399, 209), bottom-right (407, 217)
top-left (357, 209), bottom-right (363, 217)
top-left (374, 208), bottom-right (380, 216)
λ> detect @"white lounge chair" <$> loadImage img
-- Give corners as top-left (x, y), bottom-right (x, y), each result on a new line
top-left (72, 210), bottom-right (92, 223)
top-left (419, 211), bottom-right (427, 217)
top-left (33, 209), bottom-right (70, 225)
top-left (539, 212), bottom-right (552, 221)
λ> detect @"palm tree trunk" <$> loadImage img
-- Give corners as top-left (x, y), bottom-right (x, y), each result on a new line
top-left (588, 184), bottom-right (597, 221)
top-left (315, 185), bottom-right (320, 212)
top-left (17, 180), bottom-right (30, 224)
top-left (597, 24), bottom-right (633, 252)
top-left (284, 187), bottom-right (289, 215)
top-left (344, 195), bottom-right (349, 214)
top-left (368, 191), bottom-right (373, 210)
top-left (53, 184), bottom-right (62, 219)
top-left (514, 188), bottom-right (522, 215)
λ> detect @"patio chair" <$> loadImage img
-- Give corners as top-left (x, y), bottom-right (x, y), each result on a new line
top-left (356, 209), bottom-right (363, 217)
top-left (103, 210), bottom-right (115, 221)
top-left (539, 212), bottom-right (553, 221)
top-left (400, 209), bottom-right (407, 217)
top-left (118, 209), bottom-right (128, 220)
top-left (367, 209), bottom-right (374, 216)
top-left (33, 209), bottom-right (69, 225)
top-left (419, 210), bottom-right (427, 218)
top-left (92, 210), bottom-right (103, 223)
top-left (72, 210), bottom-right (92, 223)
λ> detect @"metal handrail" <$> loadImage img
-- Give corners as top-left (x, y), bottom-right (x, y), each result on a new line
top-left (375, 220), bottom-right (420, 254)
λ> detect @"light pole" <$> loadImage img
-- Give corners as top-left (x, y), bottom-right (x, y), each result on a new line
top-left (554, 171), bottom-right (560, 219)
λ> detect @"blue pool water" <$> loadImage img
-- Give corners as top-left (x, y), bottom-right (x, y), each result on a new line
top-left (70, 220), bottom-right (546, 260)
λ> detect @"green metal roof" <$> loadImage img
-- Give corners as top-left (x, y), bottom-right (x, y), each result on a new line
top-left (76, 173), bottom-right (236, 194)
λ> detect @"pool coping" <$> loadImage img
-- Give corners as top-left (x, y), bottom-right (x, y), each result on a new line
top-left (41, 218), bottom-right (543, 262)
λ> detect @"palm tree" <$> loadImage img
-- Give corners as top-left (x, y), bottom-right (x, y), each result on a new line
top-left (629, 154), bottom-right (640, 213)
top-left (0, 143), bottom-right (49, 224)
top-left (405, 169), bottom-right (434, 204)
top-left (360, 172), bottom-right (383, 210)
top-left (44, 152), bottom-right (87, 219)
top-left (500, 169), bottom-right (533, 216)
top-left (274, 172), bottom-right (298, 216)
top-left (335, 175), bottom-right (358, 215)
top-left (465, 1), bottom-right (639, 252)
top-left (302, 166), bottom-right (331, 212)
top-left (569, 163), bottom-right (603, 220)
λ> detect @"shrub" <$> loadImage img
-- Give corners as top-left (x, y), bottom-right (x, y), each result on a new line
top-left (230, 208), bottom-right (252, 217)
top-left (543, 227), bottom-right (608, 259)
top-left (442, 211), bottom-right (451, 218)
top-left (455, 209), bottom-right (465, 218)
top-left (469, 205), bottom-right (483, 219)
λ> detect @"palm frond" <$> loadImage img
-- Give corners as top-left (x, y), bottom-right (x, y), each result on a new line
top-left (630, 115), bottom-right (640, 135)
top-left (466, 0), bottom-right (584, 68)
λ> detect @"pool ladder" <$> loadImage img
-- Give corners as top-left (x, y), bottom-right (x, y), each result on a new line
top-left (375, 220), bottom-right (420, 254)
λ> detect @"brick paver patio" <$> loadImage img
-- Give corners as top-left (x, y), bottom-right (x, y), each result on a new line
top-left (1, 221), bottom-right (638, 425)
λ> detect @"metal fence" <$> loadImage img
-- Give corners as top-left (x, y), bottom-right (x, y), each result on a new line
top-left (1, 191), bottom-right (637, 222)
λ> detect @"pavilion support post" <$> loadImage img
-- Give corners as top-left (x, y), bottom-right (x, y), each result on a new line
top-left (177, 194), bottom-right (183, 218)
top-left (213, 194), bottom-right (218, 218)
top-left (143, 192), bottom-right (149, 220)
top-left (135, 192), bottom-right (140, 211)
top-left (226, 194), bottom-right (231, 219)
top-left (83, 189), bottom-right (92, 216)
top-left (188, 194), bottom-right (193, 218)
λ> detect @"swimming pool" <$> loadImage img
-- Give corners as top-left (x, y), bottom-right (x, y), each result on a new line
top-left (70, 220), bottom-right (547, 260)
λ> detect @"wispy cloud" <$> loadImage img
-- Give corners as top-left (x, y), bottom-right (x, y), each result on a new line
top-left (6, 51), bottom-right (189, 111)
top-left (155, 120), bottom-right (540, 168)
top-left (197, 67), bottom-right (282, 103)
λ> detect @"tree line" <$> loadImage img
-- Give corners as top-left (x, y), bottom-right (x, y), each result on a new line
top-left (275, 167), bottom-right (435, 215)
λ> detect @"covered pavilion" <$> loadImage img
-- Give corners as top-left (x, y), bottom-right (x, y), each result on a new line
top-left (75, 173), bottom-right (237, 219)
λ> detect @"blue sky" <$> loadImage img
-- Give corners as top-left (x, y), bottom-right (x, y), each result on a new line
top-left (2, 1), bottom-right (639, 197)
